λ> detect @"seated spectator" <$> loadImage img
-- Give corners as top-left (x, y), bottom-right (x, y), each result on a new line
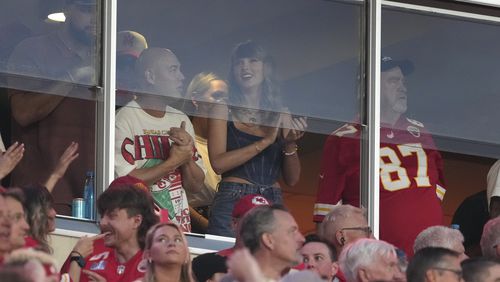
top-left (461, 257), bottom-right (500, 282)
top-left (4, 188), bottom-right (29, 253)
top-left (300, 234), bottom-right (339, 282)
top-left (4, 248), bottom-right (62, 281)
top-left (222, 248), bottom-right (325, 282)
top-left (222, 205), bottom-right (305, 281)
top-left (140, 222), bottom-right (194, 282)
top-left (192, 194), bottom-right (270, 282)
top-left (413, 226), bottom-right (468, 261)
top-left (0, 192), bottom-right (12, 264)
top-left (318, 205), bottom-right (372, 256)
top-left (62, 180), bottom-right (159, 282)
top-left (480, 216), bottom-right (500, 259)
top-left (19, 184), bottom-right (57, 253)
top-left (339, 238), bottom-right (404, 282)
top-left (406, 247), bottom-right (462, 282)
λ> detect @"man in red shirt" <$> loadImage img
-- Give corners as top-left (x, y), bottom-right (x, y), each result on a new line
top-left (0, 191), bottom-right (12, 265)
top-left (314, 56), bottom-right (446, 257)
top-left (62, 179), bottom-right (159, 282)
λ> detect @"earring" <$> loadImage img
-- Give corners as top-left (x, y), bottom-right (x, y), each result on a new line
top-left (148, 258), bottom-right (152, 264)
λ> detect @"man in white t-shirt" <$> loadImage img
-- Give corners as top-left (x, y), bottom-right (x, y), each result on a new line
top-left (115, 48), bottom-right (205, 232)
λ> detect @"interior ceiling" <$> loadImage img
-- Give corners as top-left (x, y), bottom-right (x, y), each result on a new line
top-left (116, 0), bottom-right (362, 81)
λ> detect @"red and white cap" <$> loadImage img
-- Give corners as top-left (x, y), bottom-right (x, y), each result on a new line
top-left (232, 194), bottom-right (270, 218)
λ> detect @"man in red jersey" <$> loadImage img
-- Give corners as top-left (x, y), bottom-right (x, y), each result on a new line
top-left (62, 180), bottom-right (159, 282)
top-left (314, 56), bottom-right (446, 257)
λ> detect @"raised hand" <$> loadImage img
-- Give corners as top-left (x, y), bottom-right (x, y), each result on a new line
top-left (52, 142), bottom-right (79, 179)
top-left (282, 115), bottom-right (307, 143)
top-left (71, 232), bottom-right (109, 258)
top-left (260, 112), bottom-right (282, 145)
top-left (168, 121), bottom-right (193, 147)
top-left (168, 121), bottom-right (194, 165)
top-left (0, 142), bottom-right (24, 180)
top-left (44, 142), bottom-right (79, 192)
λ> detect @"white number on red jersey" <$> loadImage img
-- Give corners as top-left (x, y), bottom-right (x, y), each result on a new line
top-left (89, 251), bottom-right (110, 261)
top-left (380, 143), bottom-right (431, 191)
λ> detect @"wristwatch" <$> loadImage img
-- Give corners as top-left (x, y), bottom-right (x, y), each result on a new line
top-left (70, 255), bottom-right (86, 268)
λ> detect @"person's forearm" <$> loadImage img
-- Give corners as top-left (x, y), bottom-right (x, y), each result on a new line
top-left (44, 173), bottom-right (60, 193)
top-left (210, 137), bottom-right (273, 175)
top-left (129, 157), bottom-right (185, 186)
top-left (68, 261), bottom-right (82, 282)
top-left (281, 142), bottom-right (301, 186)
top-left (180, 160), bottom-right (205, 193)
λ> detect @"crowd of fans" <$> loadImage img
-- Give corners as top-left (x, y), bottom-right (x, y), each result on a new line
top-left (1, 182), bottom-right (500, 282)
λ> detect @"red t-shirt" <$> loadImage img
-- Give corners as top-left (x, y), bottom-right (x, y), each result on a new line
top-left (61, 239), bottom-right (146, 282)
top-left (24, 236), bottom-right (39, 249)
top-left (314, 117), bottom-right (445, 256)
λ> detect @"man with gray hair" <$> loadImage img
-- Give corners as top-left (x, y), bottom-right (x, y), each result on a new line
top-left (413, 226), bottom-right (468, 261)
top-left (339, 238), bottom-right (405, 282)
top-left (318, 204), bottom-right (372, 256)
top-left (231, 205), bottom-right (305, 281)
top-left (480, 216), bottom-right (500, 259)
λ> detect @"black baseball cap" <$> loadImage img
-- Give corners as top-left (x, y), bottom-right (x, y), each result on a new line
top-left (381, 56), bottom-right (414, 75)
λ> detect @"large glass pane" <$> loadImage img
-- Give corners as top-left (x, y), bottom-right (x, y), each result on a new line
top-left (381, 5), bottom-right (500, 257)
top-left (116, 0), bottom-right (364, 234)
top-left (0, 0), bottom-right (101, 217)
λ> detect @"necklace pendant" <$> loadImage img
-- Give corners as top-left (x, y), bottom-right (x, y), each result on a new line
top-left (117, 265), bottom-right (125, 275)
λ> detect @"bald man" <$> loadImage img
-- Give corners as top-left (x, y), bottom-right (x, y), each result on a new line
top-left (114, 48), bottom-right (205, 232)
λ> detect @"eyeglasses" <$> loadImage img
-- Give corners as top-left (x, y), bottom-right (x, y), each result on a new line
top-left (431, 267), bottom-right (463, 280)
top-left (7, 212), bottom-right (26, 223)
top-left (340, 226), bottom-right (372, 235)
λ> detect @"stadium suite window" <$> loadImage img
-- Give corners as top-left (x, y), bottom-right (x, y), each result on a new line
top-left (115, 0), bottom-right (364, 234)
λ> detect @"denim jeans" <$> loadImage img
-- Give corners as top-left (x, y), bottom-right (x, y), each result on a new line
top-left (206, 181), bottom-right (283, 237)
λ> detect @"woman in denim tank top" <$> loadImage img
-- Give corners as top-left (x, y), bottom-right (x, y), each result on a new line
top-left (206, 40), bottom-right (307, 237)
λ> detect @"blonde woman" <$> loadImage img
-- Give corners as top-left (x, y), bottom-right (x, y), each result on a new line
top-left (140, 222), bottom-right (194, 282)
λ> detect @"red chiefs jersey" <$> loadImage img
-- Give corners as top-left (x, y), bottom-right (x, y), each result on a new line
top-left (61, 238), bottom-right (146, 282)
top-left (314, 117), bottom-right (445, 256)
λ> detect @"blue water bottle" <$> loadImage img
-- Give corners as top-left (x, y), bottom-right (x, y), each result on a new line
top-left (83, 171), bottom-right (95, 220)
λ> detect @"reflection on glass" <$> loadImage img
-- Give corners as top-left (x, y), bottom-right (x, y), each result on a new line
top-left (380, 6), bottom-right (500, 258)
top-left (4, 0), bottom-right (99, 215)
top-left (314, 55), bottom-right (447, 257)
top-left (116, 0), bottom-right (364, 235)
top-left (382, 7), bottom-right (500, 156)
top-left (377, 56), bottom-right (445, 257)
